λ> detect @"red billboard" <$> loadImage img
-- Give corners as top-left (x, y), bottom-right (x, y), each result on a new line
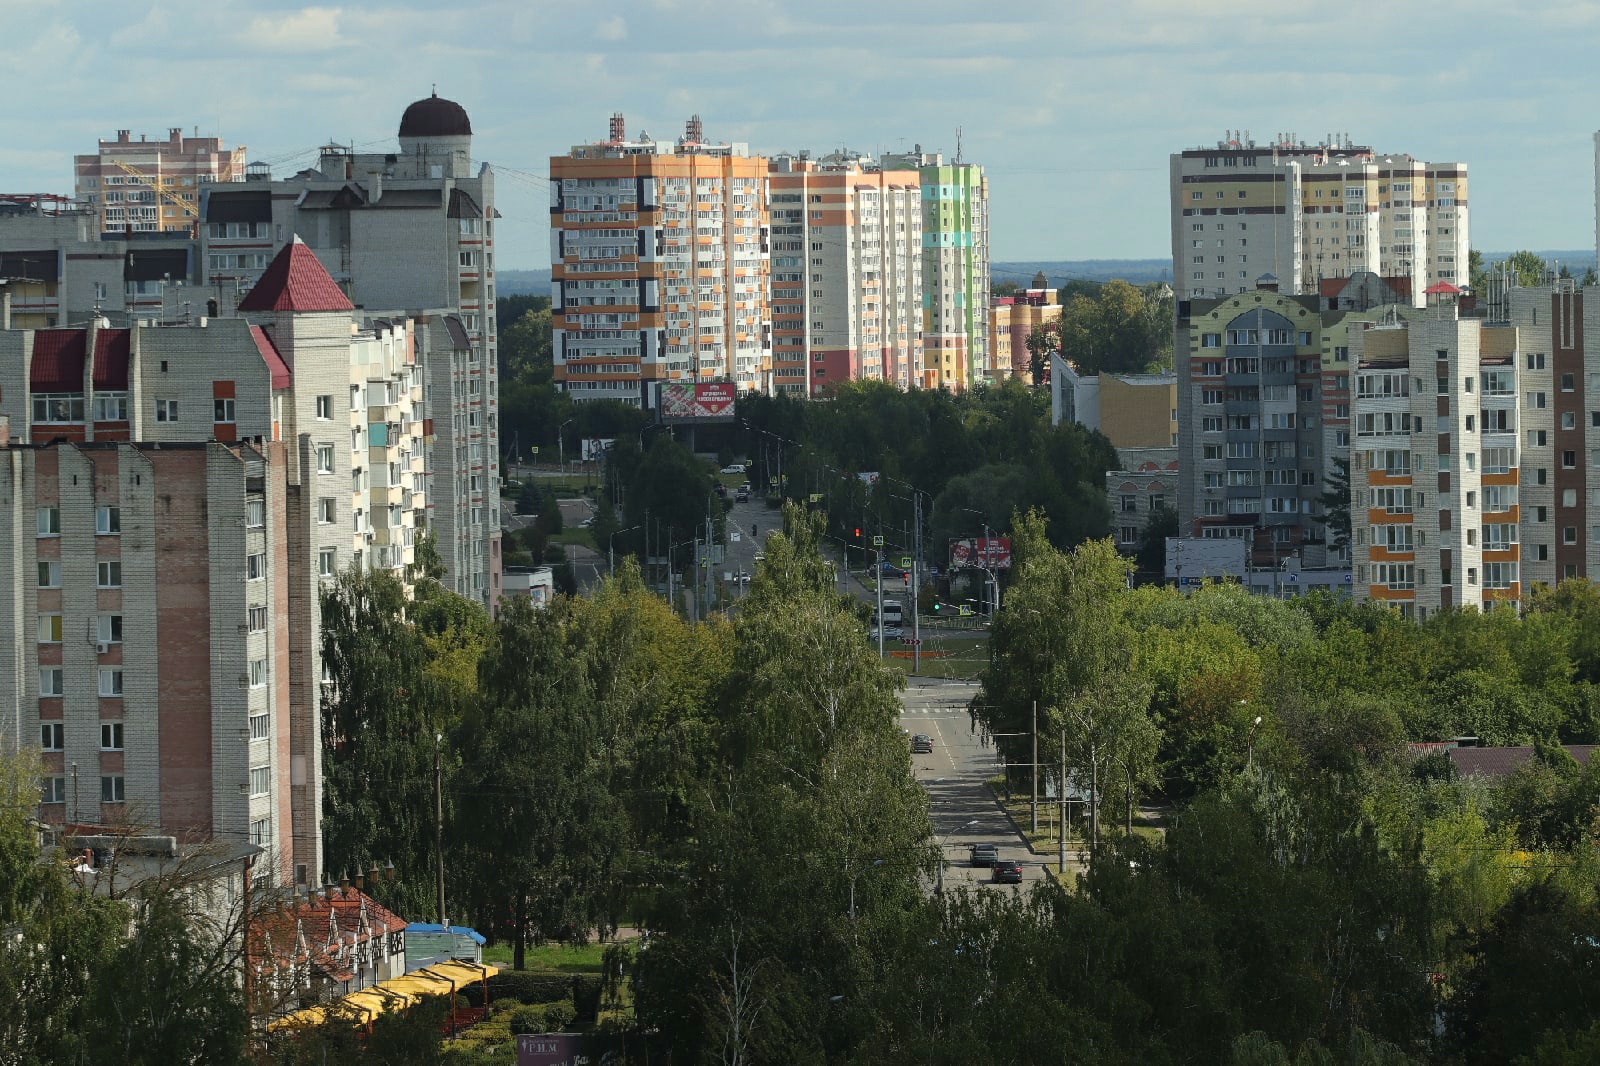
top-left (517, 1034), bottom-right (584, 1066)
top-left (949, 537), bottom-right (1012, 570)
top-left (659, 382), bottom-right (737, 422)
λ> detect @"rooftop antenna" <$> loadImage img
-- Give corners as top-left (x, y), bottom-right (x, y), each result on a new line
top-left (955, 126), bottom-right (964, 164)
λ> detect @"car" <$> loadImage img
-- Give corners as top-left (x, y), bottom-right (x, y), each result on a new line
top-left (734, 570), bottom-right (750, 584)
top-left (721, 463), bottom-right (746, 474)
top-left (910, 734), bottom-right (933, 754)
top-left (991, 858), bottom-right (1024, 884)
top-left (739, 481), bottom-right (752, 494)
top-left (735, 489), bottom-right (750, 502)
top-left (869, 625), bottom-right (903, 641)
top-left (877, 560), bottom-right (903, 575)
top-left (969, 843), bottom-right (999, 868)
top-left (578, 518), bottom-right (594, 529)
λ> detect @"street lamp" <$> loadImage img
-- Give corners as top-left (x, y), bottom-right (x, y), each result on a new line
top-left (558, 418), bottom-right (575, 474)
top-left (609, 525), bottom-right (640, 577)
top-left (1246, 713), bottom-right (1264, 771)
top-left (935, 818), bottom-right (979, 894)
top-left (847, 858), bottom-right (885, 921)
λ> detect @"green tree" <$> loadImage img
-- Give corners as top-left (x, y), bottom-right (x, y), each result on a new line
top-left (1136, 503), bottom-right (1179, 576)
top-left (1058, 279), bottom-right (1170, 375)
top-left (1469, 248), bottom-right (1488, 295)
top-left (1319, 456), bottom-right (1353, 551)
top-left (1505, 250), bottom-right (1549, 288)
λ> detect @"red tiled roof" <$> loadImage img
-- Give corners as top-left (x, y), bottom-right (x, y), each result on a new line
top-left (31, 330), bottom-right (86, 391)
top-left (251, 887), bottom-right (409, 983)
top-left (250, 326), bottom-right (292, 389)
top-left (92, 330), bottom-right (131, 390)
top-left (238, 239), bottom-right (353, 313)
top-left (1424, 281), bottom-right (1462, 295)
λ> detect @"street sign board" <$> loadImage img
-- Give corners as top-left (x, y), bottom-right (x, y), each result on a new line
top-left (900, 556), bottom-right (912, 568)
top-left (900, 638), bottom-right (922, 646)
top-left (949, 536), bottom-right (1012, 569)
top-left (872, 535), bottom-right (884, 547)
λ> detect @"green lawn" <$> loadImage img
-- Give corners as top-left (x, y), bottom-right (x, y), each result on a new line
top-left (480, 940), bottom-right (610, 973)
top-left (880, 635), bottom-right (988, 680)
top-left (548, 528), bottom-right (596, 550)
top-left (986, 776), bottom-right (1165, 855)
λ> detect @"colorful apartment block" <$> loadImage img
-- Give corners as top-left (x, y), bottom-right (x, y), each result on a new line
top-left (550, 115), bottom-right (771, 401)
top-left (768, 153), bottom-right (922, 397)
top-left (989, 277), bottom-right (1060, 384)
top-left (74, 128), bottom-right (246, 236)
top-left (1349, 284), bottom-right (1520, 616)
top-left (1170, 132), bottom-right (1468, 303)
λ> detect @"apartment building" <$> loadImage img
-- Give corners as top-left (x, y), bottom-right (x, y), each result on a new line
top-left (74, 128), bottom-right (246, 236)
top-left (1348, 284), bottom-right (1521, 616)
top-left (990, 278), bottom-right (1060, 384)
top-left (195, 92), bottom-right (501, 608)
top-left (0, 241), bottom-right (429, 887)
top-left (881, 149), bottom-right (989, 390)
top-left (1170, 132), bottom-right (1468, 303)
top-left (768, 153), bottom-right (923, 396)
top-left (550, 115), bottom-right (771, 401)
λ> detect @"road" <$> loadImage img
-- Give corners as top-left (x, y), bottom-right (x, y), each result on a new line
top-left (899, 676), bottom-right (1060, 893)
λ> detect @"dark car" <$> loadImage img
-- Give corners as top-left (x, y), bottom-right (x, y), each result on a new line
top-left (969, 843), bottom-right (999, 868)
top-left (910, 734), bottom-right (934, 754)
top-left (992, 858), bottom-right (1024, 884)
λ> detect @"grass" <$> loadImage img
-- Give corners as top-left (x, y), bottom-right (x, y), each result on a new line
top-left (985, 776), bottom-right (1164, 856)
top-left (548, 528), bottom-right (596, 550)
top-left (880, 635), bottom-right (989, 680)
top-left (480, 940), bottom-right (610, 972)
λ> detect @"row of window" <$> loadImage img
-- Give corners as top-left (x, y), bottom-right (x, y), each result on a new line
top-left (39, 667), bottom-right (123, 697)
top-left (40, 720), bottom-right (123, 750)
top-left (40, 774), bottom-right (125, 804)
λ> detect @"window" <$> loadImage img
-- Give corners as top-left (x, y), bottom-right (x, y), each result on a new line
top-left (1201, 333), bottom-right (1222, 347)
top-left (96, 506), bottom-right (121, 535)
top-left (1528, 391), bottom-right (1547, 409)
top-left (96, 561), bottom-right (121, 588)
top-left (100, 722), bottom-right (123, 751)
top-left (38, 668), bottom-right (62, 697)
top-left (37, 614), bottom-right (62, 643)
top-left (246, 553), bottom-right (266, 580)
top-left (41, 776), bottom-right (66, 804)
top-left (1529, 353), bottom-right (1546, 370)
top-left (316, 445), bottom-right (334, 473)
top-left (249, 765), bottom-right (271, 796)
top-left (1564, 450), bottom-right (1578, 469)
top-left (155, 399), bottom-right (178, 422)
top-left (32, 395), bottom-right (85, 424)
top-left (213, 398), bottom-right (236, 423)
top-left (318, 498), bottom-right (336, 524)
top-left (250, 817), bottom-right (271, 845)
top-left (249, 658), bottom-right (267, 688)
top-left (98, 615), bottom-right (123, 644)
top-left (100, 775), bottom-right (126, 803)
top-left (93, 392), bottom-right (129, 421)
top-left (37, 561), bottom-right (60, 588)
top-left (248, 605), bottom-right (268, 632)
top-left (41, 722), bottom-right (63, 751)
top-left (250, 713), bottom-right (270, 741)
top-left (1564, 489), bottom-right (1579, 507)
top-left (98, 668), bottom-right (123, 697)
top-left (319, 548), bottom-right (336, 577)
top-left (1119, 495), bottom-right (1137, 513)
top-left (1562, 373), bottom-right (1576, 392)
top-left (246, 499), bottom-right (265, 528)
top-left (316, 395), bottom-right (333, 420)
top-left (36, 508), bottom-right (59, 536)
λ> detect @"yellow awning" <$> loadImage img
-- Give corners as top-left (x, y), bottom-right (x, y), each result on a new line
top-left (413, 959), bottom-right (499, 989)
top-left (266, 1005), bottom-right (328, 1032)
top-left (264, 961), bottom-right (498, 1033)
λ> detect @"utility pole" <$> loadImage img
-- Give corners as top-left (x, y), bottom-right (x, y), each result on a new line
top-left (1031, 701), bottom-right (1039, 835)
top-left (1058, 730), bottom-right (1067, 874)
top-left (911, 494), bottom-right (922, 675)
top-left (434, 733), bottom-right (446, 926)
top-left (873, 534), bottom-right (885, 660)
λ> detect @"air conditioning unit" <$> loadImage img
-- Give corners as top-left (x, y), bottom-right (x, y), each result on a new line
top-left (97, 642), bottom-right (110, 654)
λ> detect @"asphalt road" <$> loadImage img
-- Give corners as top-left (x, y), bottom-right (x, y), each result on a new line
top-left (899, 677), bottom-right (1058, 893)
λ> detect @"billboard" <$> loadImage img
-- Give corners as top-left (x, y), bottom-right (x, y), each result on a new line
top-left (581, 438), bottom-right (615, 461)
top-left (517, 1034), bottom-right (584, 1066)
top-left (659, 382), bottom-right (737, 422)
top-left (950, 536), bottom-right (1012, 570)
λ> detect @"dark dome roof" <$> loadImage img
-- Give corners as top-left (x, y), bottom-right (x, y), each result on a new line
top-left (399, 92), bottom-right (472, 138)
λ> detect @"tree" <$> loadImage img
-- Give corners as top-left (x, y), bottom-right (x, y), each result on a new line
top-left (1136, 504), bottom-right (1179, 576)
top-left (1468, 248), bottom-right (1488, 295)
top-left (1024, 320), bottom-right (1060, 385)
top-left (1058, 279), bottom-right (1170, 375)
top-left (1319, 456), bottom-right (1352, 552)
top-left (1504, 250), bottom-right (1548, 288)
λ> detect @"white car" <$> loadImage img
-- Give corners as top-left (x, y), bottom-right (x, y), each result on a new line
top-left (721, 463), bottom-right (746, 474)
top-left (869, 624), bottom-right (904, 641)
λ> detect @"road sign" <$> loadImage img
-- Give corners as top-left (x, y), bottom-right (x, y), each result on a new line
top-left (808, 493), bottom-right (823, 504)
top-left (958, 605), bottom-right (974, 617)
top-left (900, 638), bottom-right (923, 646)
top-left (531, 446), bottom-right (539, 456)
top-left (900, 556), bottom-right (912, 568)
top-left (872, 535), bottom-right (884, 547)
top-left (730, 531), bottom-right (741, 542)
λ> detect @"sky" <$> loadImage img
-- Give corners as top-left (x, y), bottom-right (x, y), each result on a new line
top-left (3, 0), bottom-right (1598, 274)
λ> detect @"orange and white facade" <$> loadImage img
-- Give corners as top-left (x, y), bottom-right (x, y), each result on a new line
top-left (550, 116), bottom-right (771, 402)
top-left (990, 282), bottom-right (1061, 384)
top-left (1350, 284), bottom-right (1521, 617)
top-left (74, 129), bottom-right (246, 236)
top-left (768, 154), bottom-right (923, 397)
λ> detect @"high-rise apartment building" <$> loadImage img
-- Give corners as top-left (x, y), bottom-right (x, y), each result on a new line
top-left (1170, 132), bottom-right (1468, 303)
top-left (550, 115), bottom-right (771, 401)
top-left (74, 128), bottom-right (246, 236)
top-left (768, 153), bottom-right (923, 397)
top-left (194, 92), bottom-right (501, 608)
top-left (0, 242), bottom-right (429, 885)
top-left (882, 150), bottom-right (989, 390)
top-left (1348, 285), bottom-right (1521, 616)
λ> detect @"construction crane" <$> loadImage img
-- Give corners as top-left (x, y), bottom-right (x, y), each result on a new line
top-left (109, 159), bottom-right (199, 235)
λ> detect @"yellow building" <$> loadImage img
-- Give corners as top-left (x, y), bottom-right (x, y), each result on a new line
top-left (989, 275), bottom-right (1060, 384)
top-left (74, 128), bottom-right (246, 235)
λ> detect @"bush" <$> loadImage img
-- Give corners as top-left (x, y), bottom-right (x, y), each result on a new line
top-left (465, 970), bottom-right (573, 1008)
top-left (570, 975), bottom-right (602, 1027)
top-left (542, 1000), bottom-right (577, 1032)
top-left (508, 1005), bottom-right (544, 1035)
top-left (506, 999), bottom-right (576, 1035)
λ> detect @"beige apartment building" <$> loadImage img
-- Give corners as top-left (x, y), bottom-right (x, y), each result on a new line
top-left (769, 153), bottom-right (923, 397)
top-left (0, 241), bottom-right (432, 888)
top-left (550, 115), bottom-right (771, 400)
top-left (75, 128), bottom-right (246, 236)
top-left (1170, 132), bottom-right (1468, 303)
top-left (989, 278), bottom-right (1059, 384)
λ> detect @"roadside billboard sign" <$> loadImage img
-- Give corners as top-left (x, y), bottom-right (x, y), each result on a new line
top-left (658, 382), bottom-right (737, 422)
top-left (949, 537), bottom-right (1012, 570)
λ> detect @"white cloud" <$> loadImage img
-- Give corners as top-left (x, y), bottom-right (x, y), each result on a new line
top-left (594, 14), bottom-right (626, 40)
top-left (241, 6), bottom-right (345, 51)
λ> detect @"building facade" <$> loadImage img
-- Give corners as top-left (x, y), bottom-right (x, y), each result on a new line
top-left (1348, 285), bottom-right (1520, 616)
top-left (550, 115), bottom-right (771, 401)
top-left (74, 129), bottom-right (246, 236)
top-left (989, 279), bottom-right (1059, 384)
top-left (1, 243), bottom-right (432, 887)
top-left (768, 153), bottom-right (923, 397)
top-left (1170, 132), bottom-right (1468, 304)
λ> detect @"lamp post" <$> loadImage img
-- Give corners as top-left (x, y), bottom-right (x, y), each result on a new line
top-left (935, 818), bottom-right (979, 894)
top-left (847, 858), bottom-right (884, 921)
top-left (1246, 713), bottom-right (1264, 771)
top-left (609, 525), bottom-right (640, 577)
top-left (558, 418), bottom-right (574, 474)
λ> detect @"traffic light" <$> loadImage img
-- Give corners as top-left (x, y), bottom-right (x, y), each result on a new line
top-left (853, 526), bottom-right (862, 540)
top-left (933, 601), bottom-right (943, 614)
